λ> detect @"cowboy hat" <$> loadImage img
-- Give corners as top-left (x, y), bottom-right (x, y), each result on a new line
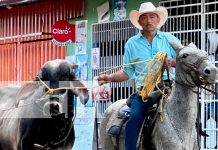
top-left (129, 2), bottom-right (168, 30)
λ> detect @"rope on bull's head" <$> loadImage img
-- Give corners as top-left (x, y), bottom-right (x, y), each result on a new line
top-left (35, 76), bottom-right (87, 95)
top-left (35, 76), bottom-right (54, 95)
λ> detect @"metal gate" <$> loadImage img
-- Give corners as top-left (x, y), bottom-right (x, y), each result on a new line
top-left (160, 0), bottom-right (218, 149)
top-left (92, 20), bottom-right (137, 117)
top-left (92, 20), bottom-right (137, 148)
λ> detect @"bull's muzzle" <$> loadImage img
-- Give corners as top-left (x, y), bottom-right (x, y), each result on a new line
top-left (43, 100), bottom-right (63, 117)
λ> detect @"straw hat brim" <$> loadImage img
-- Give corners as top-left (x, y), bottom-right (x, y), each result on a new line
top-left (129, 6), bottom-right (168, 30)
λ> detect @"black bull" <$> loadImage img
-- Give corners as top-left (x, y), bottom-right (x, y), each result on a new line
top-left (0, 59), bottom-right (89, 150)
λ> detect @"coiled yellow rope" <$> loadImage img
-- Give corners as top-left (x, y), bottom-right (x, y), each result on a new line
top-left (137, 52), bottom-right (167, 101)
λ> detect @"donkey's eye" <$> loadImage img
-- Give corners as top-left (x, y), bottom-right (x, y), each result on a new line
top-left (182, 53), bottom-right (189, 58)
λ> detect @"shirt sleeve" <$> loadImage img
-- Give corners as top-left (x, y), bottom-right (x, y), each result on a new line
top-left (122, 42), bottom-right (135, 78)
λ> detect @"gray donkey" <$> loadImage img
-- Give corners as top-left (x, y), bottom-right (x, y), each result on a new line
top-left (100, 41), bottom-right (218, 150)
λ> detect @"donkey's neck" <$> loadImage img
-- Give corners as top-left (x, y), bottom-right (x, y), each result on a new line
top-left (166, 82), bottom-right (198, 142)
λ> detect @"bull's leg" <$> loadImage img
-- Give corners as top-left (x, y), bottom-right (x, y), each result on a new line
top-left (18, 119), bottom-right (46, 150)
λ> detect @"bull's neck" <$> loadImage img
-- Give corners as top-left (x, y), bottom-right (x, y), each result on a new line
top-left (166, 82), bottom-right (198, 142)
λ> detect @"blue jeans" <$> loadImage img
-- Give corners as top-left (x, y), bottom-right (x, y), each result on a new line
top-left (125, 93), bottom-right (149, 150)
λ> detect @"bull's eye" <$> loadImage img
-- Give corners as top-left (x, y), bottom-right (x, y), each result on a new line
top-left (182, 53), bottom-right (189, 58)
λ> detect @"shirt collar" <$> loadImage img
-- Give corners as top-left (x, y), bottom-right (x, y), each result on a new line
top-left (157, 30), bottom-right (164, 39)
top-left (136, 31), bottom-right (143, 39)
top-left (136, 30), bottom-right (164, 39)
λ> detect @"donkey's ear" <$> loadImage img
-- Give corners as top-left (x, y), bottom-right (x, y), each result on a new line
top-left (167, 40), bottom-right (184, 51)
top-left (187, 42), bottom-right (197, 49)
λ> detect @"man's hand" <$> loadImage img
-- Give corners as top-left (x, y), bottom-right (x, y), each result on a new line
top-left (97, 70), bottom-right (129, 85)
top-left (97, 74), bottom-right (112, 85)
top-left (164, 58), bottom-right (176, 68)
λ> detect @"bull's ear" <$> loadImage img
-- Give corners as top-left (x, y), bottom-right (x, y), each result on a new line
top-left (168, 40), bottom-right (184, 52)
top-left (71, 64), bottom-right (79, 69)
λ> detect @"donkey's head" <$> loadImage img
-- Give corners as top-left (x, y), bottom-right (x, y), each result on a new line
top-left (169, 41), bottom-right (218, 87)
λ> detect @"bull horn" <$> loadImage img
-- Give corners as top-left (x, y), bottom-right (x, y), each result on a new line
top-left (166, 39), bottom-right (184, 52)
top-left (36, 69), bottom-right (42, 79)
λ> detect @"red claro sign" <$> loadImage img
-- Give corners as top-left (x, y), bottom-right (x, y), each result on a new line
top-left (52, 20), bottom-right (75, 46)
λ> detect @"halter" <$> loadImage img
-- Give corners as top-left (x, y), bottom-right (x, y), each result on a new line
top-left (175, 53), bottom-right (215, 93)
top-left (34, 91), bottom-right (67, 116)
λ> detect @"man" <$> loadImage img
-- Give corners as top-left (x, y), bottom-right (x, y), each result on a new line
top-left (98, 2), bottom-right (181, 150)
